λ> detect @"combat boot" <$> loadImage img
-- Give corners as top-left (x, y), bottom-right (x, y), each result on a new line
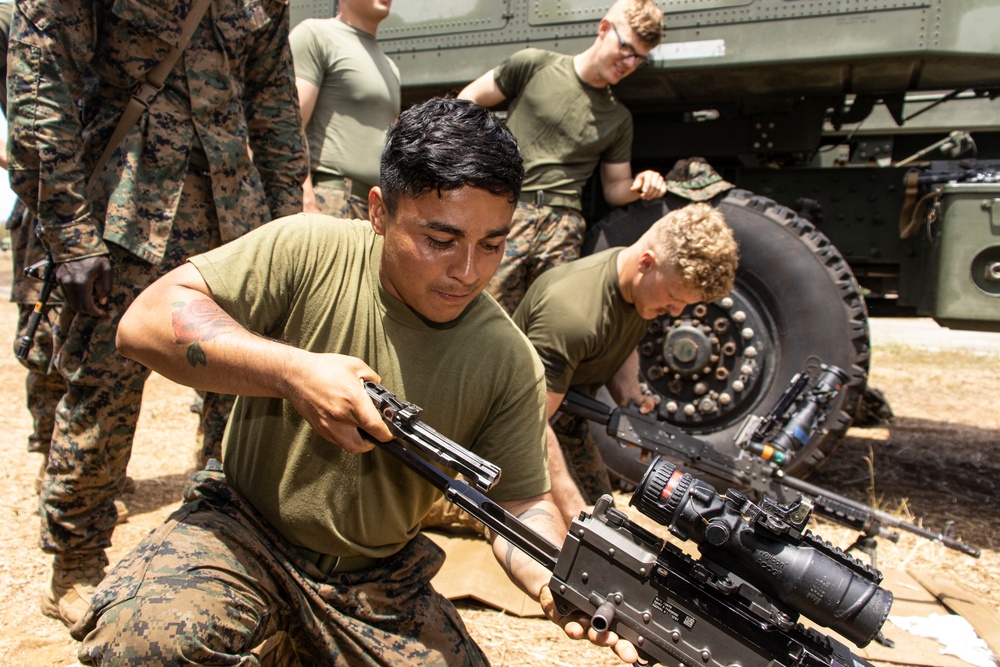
top-left (41, 551), bottom-right (108, 627)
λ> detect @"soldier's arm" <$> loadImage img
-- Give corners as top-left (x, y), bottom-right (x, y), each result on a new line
top-left (543, 389), bottom-right (591, 527)
top-left (493, 492), bottom-right (640, 664)
top-left (294, 76), bottom-right (320, 213)
top-left (458, 69), bottom-right (507, 108)
top-left (8, 0), bottom-right (113, 315)
top-left (600, 161), bottom-right (666, 206)
top-left (605, 350), bottom-right (656, 413)
top-left (116, 262), bottom-right (393, 452)
top-left (7, 0), bottom-right (108, 263)
top-left (243, 2), bottom-right (308, 218)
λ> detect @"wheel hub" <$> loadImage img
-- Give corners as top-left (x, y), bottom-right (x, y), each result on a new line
top-left (638, 292), bottom-right (772, 429)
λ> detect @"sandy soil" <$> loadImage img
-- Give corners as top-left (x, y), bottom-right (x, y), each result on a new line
top-left (0, 285), bottom-right (997, 667)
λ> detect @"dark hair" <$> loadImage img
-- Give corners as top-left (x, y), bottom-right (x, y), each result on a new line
top-left (379, 97), bottom-right (524, 213)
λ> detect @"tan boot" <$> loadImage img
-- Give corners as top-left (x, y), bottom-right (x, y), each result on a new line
top-left (121, 476), bottom-right (137, 495)
top-left (33, 454), bottom-right (48, 494)
top-left (114, 498), bottom-right (130, 524)
top-left (41, 552), bottom-right (108, 627)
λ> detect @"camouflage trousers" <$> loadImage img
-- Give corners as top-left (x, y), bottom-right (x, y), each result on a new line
top-left (194, 390), bottom-right (236, 470)
top-left (75, 468), bottom-right (489, 667)
top-left (313, 181), bottom-right (370, 221)
top-left (14, 303), bottom-right (66, 455)
top-left (486, 203), bottom-right (585, 315)
top-left (7, 199), bottom-right (66, 455)
top-left (551, 412), bottom-right (613, 504)
top-left (39, 171), bottom-right (236, 556)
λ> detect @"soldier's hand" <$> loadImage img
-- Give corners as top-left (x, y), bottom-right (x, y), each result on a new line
top-left (539, 585), bottom-right (640, 664)
top-left (632, 393), bottom-right (657, 414)
top-left (630, 170), bottom-right (667, 200)
top-left (56, 255), bottom-right (112, 316)
top-left (285, 353), bottom-right (394, 453)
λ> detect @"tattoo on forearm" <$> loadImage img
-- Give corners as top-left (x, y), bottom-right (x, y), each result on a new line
top-left (517, 508), bottom-right (553, 523)
top-left (505, 507), bottom-right (559, 572)
top-left (171, 299), bottom-right (240, 367)
top-left (186, 341), bottom-right (207, 367)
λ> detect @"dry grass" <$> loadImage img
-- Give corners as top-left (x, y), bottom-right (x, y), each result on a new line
top-left (0, 277), bottom-right (997, 666)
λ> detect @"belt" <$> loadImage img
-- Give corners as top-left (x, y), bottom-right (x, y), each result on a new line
top-left (517, 189), bottom-right (578, 210)
top-left (296, 546), bottom-right (380, 576)
top-left (312, 173), bottom-right (373, 200)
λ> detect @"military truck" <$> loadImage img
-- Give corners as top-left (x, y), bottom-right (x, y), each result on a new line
top-left (290, 0), bottom-right (1000, 483)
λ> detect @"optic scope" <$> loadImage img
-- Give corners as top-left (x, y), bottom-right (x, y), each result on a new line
top-left (631, 457), bottom-right (893, 647)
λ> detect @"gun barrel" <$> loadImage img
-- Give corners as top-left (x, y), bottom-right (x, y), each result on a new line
top-left (589, 596), bottom-right (617, 633)
top-left (778, 474), bottom-right (981, 558)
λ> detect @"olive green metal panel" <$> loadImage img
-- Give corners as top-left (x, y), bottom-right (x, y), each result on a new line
top-left (526, 0), bottom-right (753, 25)
top-left (380, 1), bottom-right (511, 38)
top-left (290, 0), bottom-right (335, 28)
top-left (932, 183), bottom-right (1000, 331)
top-left (364, 0), bottom-right (1000, 100)
top-left (527, 1), bottom-right (606, 26)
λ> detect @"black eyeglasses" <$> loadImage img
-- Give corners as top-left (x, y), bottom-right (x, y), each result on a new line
top-left (610, 23), bottom-right (650, 67)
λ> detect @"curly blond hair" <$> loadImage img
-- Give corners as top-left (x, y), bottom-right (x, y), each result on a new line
top-left (607, 0), bottom-right (664, 47)
top-left (640, 202), bottom-right (739, 303)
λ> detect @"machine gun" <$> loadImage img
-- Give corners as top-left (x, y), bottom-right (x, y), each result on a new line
top-left (561, 365), bottom-right (981, 562)
top-left (364, 381), bottom-right (893, 667)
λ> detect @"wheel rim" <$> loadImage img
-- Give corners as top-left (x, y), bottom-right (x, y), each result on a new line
top-left (639, 288), bottom-right (774, 435)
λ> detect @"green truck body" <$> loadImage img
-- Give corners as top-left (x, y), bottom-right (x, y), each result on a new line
top-left (290, 1), bottom-right (1000, 478)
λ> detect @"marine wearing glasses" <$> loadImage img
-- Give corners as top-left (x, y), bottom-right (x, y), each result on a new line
top-left (611, 22), bottom-right (651, 67)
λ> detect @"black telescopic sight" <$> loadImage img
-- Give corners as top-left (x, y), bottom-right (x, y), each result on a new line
top-left (631, 457), bottom-right (893, 648)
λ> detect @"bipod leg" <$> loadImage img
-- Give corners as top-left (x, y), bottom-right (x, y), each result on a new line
top-left (873, 630), bottom-right (895, 648)
top-left (846, 533), bottom-right (878, 570)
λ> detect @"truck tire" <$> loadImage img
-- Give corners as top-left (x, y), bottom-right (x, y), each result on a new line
top-left (583, 189), bottom-right (870, 488)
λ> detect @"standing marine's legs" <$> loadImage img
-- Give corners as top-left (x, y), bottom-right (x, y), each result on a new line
top-left (7, 200), bottom-right (66, 489)
top-left (38, 171), bottom-right (225, 627)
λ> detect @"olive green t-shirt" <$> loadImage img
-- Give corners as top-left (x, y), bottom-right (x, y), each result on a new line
top-left (495, 49), bottom-right (633, 210)
top-left (513, 248), bottom-right (648, 397)
top-left (290, 19), bottom-right (400, 187)
top-left (189, 215), bottom-right (548, 558)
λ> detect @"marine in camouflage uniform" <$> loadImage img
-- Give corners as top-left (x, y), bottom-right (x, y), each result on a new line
top-left (75, 467), bottom-right (489, 666)
top-left (311, 176), bottom-right (375, 221)
top-left (0, 0), bottom-right (67, 472)
top-left (460, 0), bottom-right (669, 315)
top-left (6, 0), bottom-right (308, 627)
top-left (486, 202), bottom-right (585, 315)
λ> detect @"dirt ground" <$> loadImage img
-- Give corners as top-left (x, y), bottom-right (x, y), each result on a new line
top-left (0, 281), bottom-right (997, 666)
